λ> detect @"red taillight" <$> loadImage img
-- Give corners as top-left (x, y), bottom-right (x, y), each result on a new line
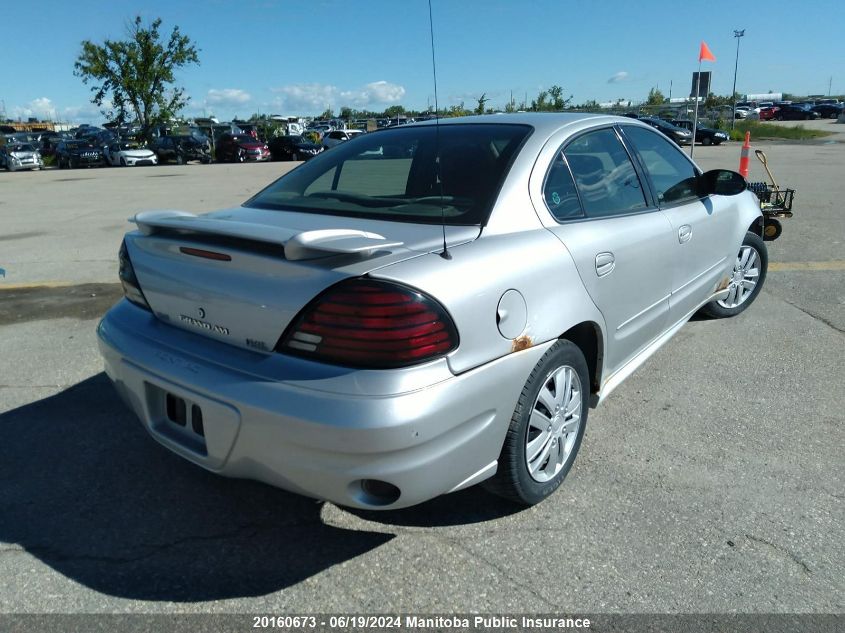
top-left (277, 279), bottom-right (459, 368)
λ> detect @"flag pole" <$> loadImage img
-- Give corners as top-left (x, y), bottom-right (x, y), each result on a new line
top-left (690, 59), bottom-right (702, 158)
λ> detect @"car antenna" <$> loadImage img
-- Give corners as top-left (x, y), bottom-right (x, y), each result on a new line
top-left (428, 0), bottom-right (451, 260)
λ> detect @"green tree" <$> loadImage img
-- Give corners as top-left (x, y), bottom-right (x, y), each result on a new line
top-left (74, 16), bottom-right (199, 139)
top-left (384, 105), bottom-right (406, 118)
top-left (530, 85), bottom-right (572, 111)
top-left (646, 87), bottom-right (665, 105)
top-left (446, 102), bottom-right (470, 117)
top-left (475, 93), bottom-right (489, 115)
top-left (318, 107), bottom-right (335, 119)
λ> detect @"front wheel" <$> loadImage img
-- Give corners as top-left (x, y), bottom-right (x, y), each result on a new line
top-left (702, 136), bottom-right (712, 146)
top-left (700, 231), bottom-right (768, 318)
top-left (484, 340), bottom-right (589, 506)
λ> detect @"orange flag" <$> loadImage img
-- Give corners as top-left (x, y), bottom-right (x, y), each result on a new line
top-left (699, 41), bottom-right (716, 62)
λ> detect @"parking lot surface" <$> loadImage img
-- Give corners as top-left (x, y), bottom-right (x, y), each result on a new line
top-left (1, 138), bottom-right (843, 614)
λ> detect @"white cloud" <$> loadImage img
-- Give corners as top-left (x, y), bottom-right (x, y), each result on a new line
top-left (340, 80), bottom-right (406, 106)
top-left (206, 88), bottom-right (252, 106)
top-left (271, 83), bottom-right (338, 112)
top-left (607, 71), bottom-right (629, 84)
top-left (11, 97), bottom-right (57, 120)
top-left (62, 101), bottom-right (110, 123)
top-left (271, 80), bottom-right (406, 113)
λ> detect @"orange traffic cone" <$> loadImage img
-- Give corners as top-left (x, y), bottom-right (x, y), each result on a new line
top-left (738, 131), bottom-right (751, 178)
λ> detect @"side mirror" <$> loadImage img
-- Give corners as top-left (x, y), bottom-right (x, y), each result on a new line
top-left (698, 169), bottom-right (747, 196)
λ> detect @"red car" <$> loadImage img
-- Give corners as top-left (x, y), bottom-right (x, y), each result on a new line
top-left (215, 133), bottom-right (270, 162)
top-left (758, 106), bottom-right (780, 121)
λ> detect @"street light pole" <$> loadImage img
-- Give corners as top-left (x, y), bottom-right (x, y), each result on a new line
top-left (731, 29), bottom-right (745, 129)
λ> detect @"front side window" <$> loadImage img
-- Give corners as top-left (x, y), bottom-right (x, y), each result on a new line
top-left (246, 123), bottom-right (532, 225)
top-left (623, 126), bottom-right (699, 205)
top-left (563, 128), bottom-right (647, 218)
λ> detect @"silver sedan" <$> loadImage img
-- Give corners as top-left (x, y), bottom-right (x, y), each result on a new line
top-left (98, 113), bottom-right (766, 509)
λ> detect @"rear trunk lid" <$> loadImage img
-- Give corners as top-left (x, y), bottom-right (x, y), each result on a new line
top-left (126, 206), bottom-right (478, 353)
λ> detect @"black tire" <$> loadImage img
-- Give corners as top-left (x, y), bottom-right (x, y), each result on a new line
top-left (484, 340), bottom-right (589, 506)
top-left (702, 136), bottom-right (712, 146)
top-left (699, 231), bottom-right (768, 319)
top-left (176, 153), bottom-right (185, 165)
top-left (237, 150), bottom-right (246, 163)
top-left (777, 114), bottom-right (784, 121)
top-left (120, 157), bottom-right (126, 167)
top-left (292, 151), bottom-right (299, 161)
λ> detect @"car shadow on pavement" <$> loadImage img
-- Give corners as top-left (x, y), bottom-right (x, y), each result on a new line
top-left (0, 373), bottom-right (394, 602)
top-left (348, 488), bottom-right (526, 528)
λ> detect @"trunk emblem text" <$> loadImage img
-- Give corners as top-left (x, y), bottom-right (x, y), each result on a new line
top-left (179, 314), bottom-right (229, 335)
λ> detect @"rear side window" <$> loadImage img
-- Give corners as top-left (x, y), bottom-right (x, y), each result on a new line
top-left (543, 153), bottom-right (584, 221)
top-left (246, 123), bottom-right (532, 225)
top-left (623, 126), bottom-right (699, 205)
top-left (563, 128), bottom-right (647, 218)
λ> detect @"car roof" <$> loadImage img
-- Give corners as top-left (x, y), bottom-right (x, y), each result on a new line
top-left (411, 112), bottom-right (623, 135)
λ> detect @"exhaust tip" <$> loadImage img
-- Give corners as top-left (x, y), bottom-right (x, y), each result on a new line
top-left (351, 479), bottom-right (401, 507)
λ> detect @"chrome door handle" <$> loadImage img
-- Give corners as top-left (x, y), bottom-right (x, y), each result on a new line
top-left (595, 252), bottom-right (615, 277)
top-left (678, 225), bottom-right (693, 243)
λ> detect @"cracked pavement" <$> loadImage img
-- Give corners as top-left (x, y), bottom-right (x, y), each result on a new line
top-left (1, 146), bottom-right (843, 614)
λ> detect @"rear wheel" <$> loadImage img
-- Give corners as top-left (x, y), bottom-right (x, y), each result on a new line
top-left (484, 340), bottom-right (589, 506)
top-left (176, 153), bottom-right (185, 165)
top-left (700, 231), bottom-right (768, 318)
top-left (292, 151), bottom-right (299, 161)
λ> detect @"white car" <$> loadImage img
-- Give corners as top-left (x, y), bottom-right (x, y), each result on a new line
top-left (2, 143), bottom-right (43, 171)
top-left (734, 107), bottom-right (751, 119)
top-left (322, 129), bottom-right (365, 149)
top-left (104, 141), bottom-right (158, 167)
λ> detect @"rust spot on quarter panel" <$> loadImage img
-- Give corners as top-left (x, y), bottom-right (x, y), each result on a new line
top-left (511, 335), bottom-right (533, 353)
top-left (716, 276), bottom-right (730, 292)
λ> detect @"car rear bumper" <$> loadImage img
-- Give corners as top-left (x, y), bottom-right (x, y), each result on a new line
top-left (97, 300), bottom-right (548, 509)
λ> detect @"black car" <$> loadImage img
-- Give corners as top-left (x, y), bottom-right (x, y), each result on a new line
top-left (267, 135), bottom-right (323, 161)
top-left (775, 104), bottom-right (821, 121)
top-left (638, 117), bottom-right (694, 146)
top-left (151, 135), bottom-right (211, 164)
top-left (55, 140), bottom-right (105, 168)
top-left (811, 103), bottom-right (844, 119)
top-left (671, 120), bottom-right (730, 146)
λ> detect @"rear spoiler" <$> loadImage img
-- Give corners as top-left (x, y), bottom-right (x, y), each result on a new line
top-left (131, 210), bottom-right (403, 261)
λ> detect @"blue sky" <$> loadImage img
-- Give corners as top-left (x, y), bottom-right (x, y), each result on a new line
top-left (2, 0), bottom-right (842, 123)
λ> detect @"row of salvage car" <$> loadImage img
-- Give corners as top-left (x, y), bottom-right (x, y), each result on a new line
top-left (0, 130), bottom-right (332, 172)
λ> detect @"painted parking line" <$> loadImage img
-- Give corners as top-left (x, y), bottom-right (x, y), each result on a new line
top-left (769, 261), bottom-right (845, 272)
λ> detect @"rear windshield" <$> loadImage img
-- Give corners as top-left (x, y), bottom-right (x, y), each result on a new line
top-left (245, 123), bottom-right (531, 225)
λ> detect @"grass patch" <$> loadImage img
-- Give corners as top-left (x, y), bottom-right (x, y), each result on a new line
top-left (729, 121), bottom-right (832, 141)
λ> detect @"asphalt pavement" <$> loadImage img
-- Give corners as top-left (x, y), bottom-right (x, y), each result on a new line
top-left (0, 137), bottom-right (842, 618)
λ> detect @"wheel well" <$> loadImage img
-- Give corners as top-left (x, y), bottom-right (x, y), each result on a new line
top-left (560, 322), bottom-right (603, 396)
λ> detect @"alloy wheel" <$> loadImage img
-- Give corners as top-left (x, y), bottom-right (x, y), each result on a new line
top-left (718, 245), bottom-right (760, 308)
top-left (525, 365), bottom-right (582, 483)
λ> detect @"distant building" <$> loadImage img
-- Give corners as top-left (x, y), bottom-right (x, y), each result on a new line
top-left (0, 120), bottom-right (72, 132)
